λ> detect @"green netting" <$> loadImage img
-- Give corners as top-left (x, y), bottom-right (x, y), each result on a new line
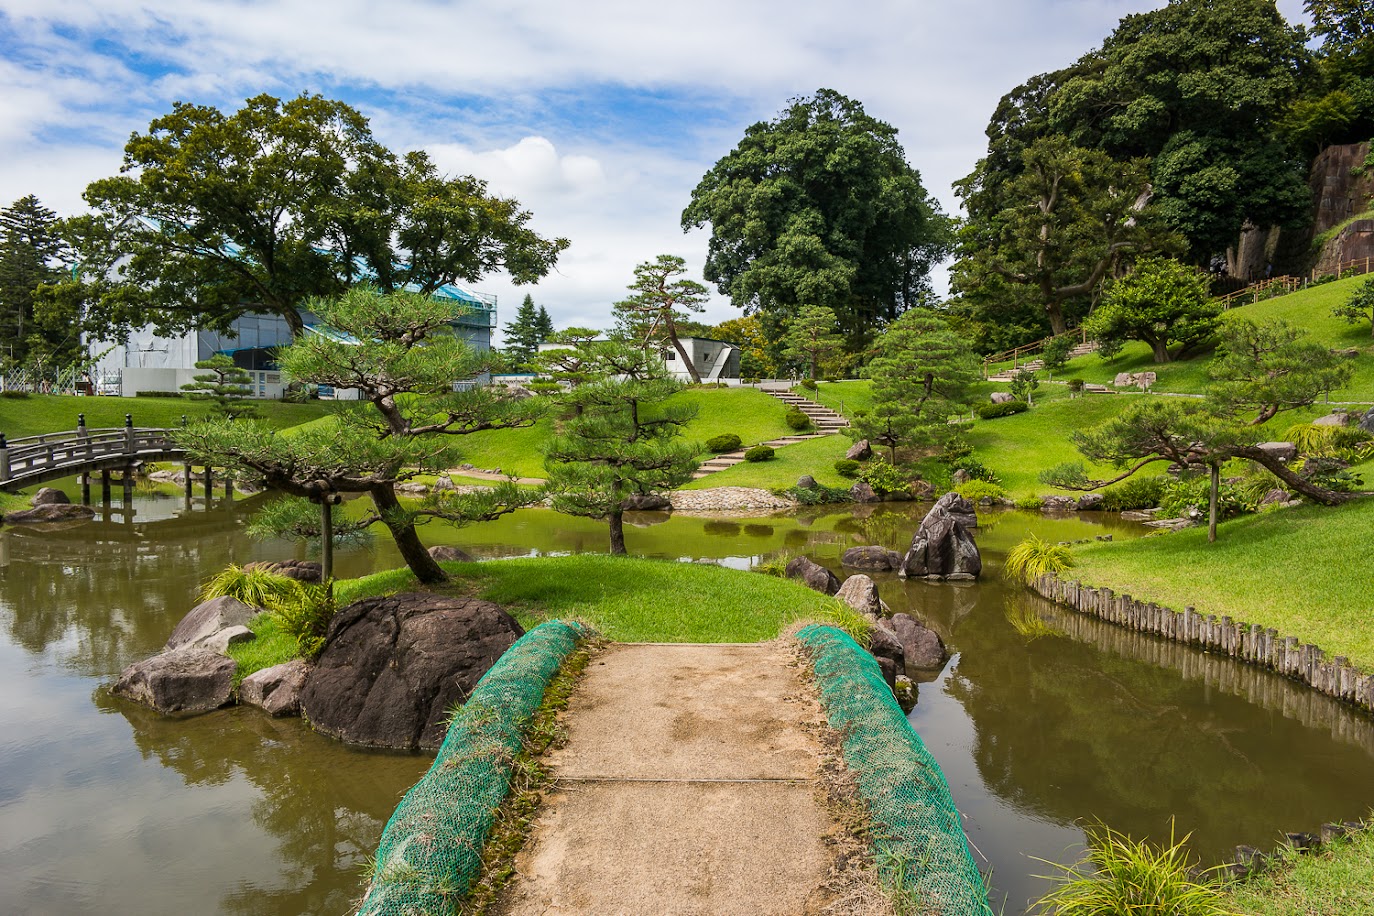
top-left (796, 624), bottom-right (993, 916)
top-left (357, 619), bottom-right (591, 916)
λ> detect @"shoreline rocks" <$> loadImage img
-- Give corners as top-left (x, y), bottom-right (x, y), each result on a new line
top-left (669, 487), bottom-right (796, 512)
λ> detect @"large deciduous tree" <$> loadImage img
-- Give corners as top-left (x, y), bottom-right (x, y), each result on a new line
top-left (849, 311), bottom-right (978, 463)
top-left (681, 88), bottom-right (952, 350)
top-left (612, 254), bottom-right (710, 382)
top-left (53, 93), bottom-right (568, 341)
top-left (1082, 257), bottom-right (1220, 363)
top-left (177, 286), bottom-right (542, 584)
top-left (543, 343), bottom-right (698, 554)
top-left (954, 136), bottom-right (1175, 339)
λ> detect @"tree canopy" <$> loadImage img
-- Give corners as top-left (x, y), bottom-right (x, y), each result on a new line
top-left (612, 254), bottom-right (710, 382)
top-left (1082, 257), bottom-right (1220, 363)
top-left (54, 93), bottom-right (568, 341)
top-left (502, 294), bottom-right (545, 369)
top-left (681, 88), bottom-right (952, 351)
top-left (0, 195), bottom-right (75, 367)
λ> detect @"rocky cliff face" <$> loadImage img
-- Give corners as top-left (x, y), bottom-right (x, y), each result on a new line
top-left (1311, 141), bottom-right (1374, 277)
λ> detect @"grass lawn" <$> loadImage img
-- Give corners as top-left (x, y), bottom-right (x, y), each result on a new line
top-left (805, 380), bottom-right (875, 417)
top-left (1221, 828), bottom-right (1374, 916)
top-left (0, 393), bottom-right (350, 438)
top-left (1072, 498), bottom-right (1374, 669)
top-left (229, 555), bottom-right (863, 678)
top-left (679, 434), bottom-right (855, 490)
top-left (1046, 274), bottom-right (1374, 402)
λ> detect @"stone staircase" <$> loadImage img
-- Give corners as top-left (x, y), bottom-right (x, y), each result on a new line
top-left (985, 340), bottom-right (1098, 383)
top-left (761, 387), bottom-right (850, 434)
top-left (690, 434), bottom-right (823, 480)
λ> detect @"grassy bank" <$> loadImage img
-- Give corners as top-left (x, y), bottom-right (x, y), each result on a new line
top-left (229, 555), bottom-right (863, 678)
top-left (679, 434), bottom-right (854, 490)
top-left (0, 393), bottom-right (349, 438)
top-left (1071, 499), bottom-right (1374, 669)
top-left (1222, 828), bottom-right (1374, 915)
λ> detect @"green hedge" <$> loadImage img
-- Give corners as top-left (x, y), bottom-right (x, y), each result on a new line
top-left (976, 400), bottom-right (1030, 420)
top-left (745, 444), bottom-right (775, 462)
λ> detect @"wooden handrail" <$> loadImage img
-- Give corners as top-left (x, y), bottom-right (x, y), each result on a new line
top-left (0, 424), bottom-right (181, 486)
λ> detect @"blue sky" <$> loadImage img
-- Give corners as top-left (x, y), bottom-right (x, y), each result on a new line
top-left (0, 0), bottom-right (1310, 341)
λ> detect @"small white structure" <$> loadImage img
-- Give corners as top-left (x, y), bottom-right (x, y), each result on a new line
top-left (660, 337), bottom-right (740, 383)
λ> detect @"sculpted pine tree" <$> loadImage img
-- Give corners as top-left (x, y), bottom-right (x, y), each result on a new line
top-left (181, 354), bottom-right (259, 419)
top-left (782, 306), bottom-right (846, 380)
top-left (612, 254), bottom-right (710, 383)
top-left (544, 343), bottom-right (699, 554)
top-left (849, 312), bottom-right (978, 463)
top-left (176, 286), bottom-right (542, 583)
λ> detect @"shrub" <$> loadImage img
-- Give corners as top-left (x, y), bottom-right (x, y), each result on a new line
top-left (1009, 368), bottom-right (1039, 403)
top-left (954, 479), bottom-right (1009, 502)
top-left (778, 483), bottom-right (852, 505)
top-left (527, 380), bottom-right (562, 395)
top-left (785, 407), bottom-right (813, 431)
top-left (952, 455), bottom-right (998, 483)
top-left (976, 400), bottom-right (1030, 420)
top-left (1283, 422), bottom-right (1374, 461)
top-left (858, 457), bottom-right (908, 495)
top-left (799, 379), bottom-right (818, 391)
top-left (755, 550), bottom-right (796, 577)
top-left (1015, 495), bottom-right (1044, 511)
top-left (1033, 821), bottom-right (1230, 916)
top-left (1066, 378), bottom-right (1085, 393)
top-left (0, 390), bottom-right (30, 399)
top-left (1158, 475), bottom-right (1246, 521)
top-left (1004, 535), bottom-right (1074, 585)
top-left (1099, 475), bottom-right (1167, 512)
top-left (705, 433), bottom-right (743, 453)
top-left (135, 390), bottom-right (186, 398)
top-left (833, 458), bottom-right (861, 478)
top-left (1042, 335), bottom-right (1074, 372)
top-left (744, 444), bottom-right (775, 462)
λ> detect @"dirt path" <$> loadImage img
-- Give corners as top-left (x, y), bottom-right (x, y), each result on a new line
top-left (494, 643), bottom-right (859, 916)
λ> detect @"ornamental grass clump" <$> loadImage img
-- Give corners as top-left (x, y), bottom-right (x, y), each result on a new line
top-left (1004, 535), bottom-right (1074, 585)
top-left (200, 564), bottom-right (303, 610)
top-left (1033, 821), bottom-right (1235, 916)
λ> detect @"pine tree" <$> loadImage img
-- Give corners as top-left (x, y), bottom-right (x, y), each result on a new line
top-left (535, 305), bottom-right (554, 342)
top-left (612, 254), bottom-right (709, 383)
top-left (502, 294), bottom-right (543, 368)
top-left (782, 306), bottom-right (845, 380)
top-left (0, 195), bottom-right (70, 365)
top-left (181, 354), bottom-right (260, 419)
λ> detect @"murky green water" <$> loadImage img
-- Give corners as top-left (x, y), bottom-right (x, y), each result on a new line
top-left (3, 488), bottom-right (1373, 914)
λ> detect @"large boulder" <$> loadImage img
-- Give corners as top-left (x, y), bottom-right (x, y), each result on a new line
top-left (796, 475), bottom-right (817, 490)
top-left (165, 595), bottom-right (259, 651)
top-left (1257, 442), bottom-right (1298, 463)
top-left (1359, 408), bottom-right (1374, 435)
top-left (3, 503), bottom-right (96, 524)
top-left (622, 492), bottom-right (671, 511)
top-left (240, 659), bottom-right (311, 717)
top-left (243, 559), bottom-right (322, 583)
top-left (32, 487), bottom-right (70, 506)
top-left (300, 592), bottom-right (524, 750)
top-left (868, 626), bottom-right (904, 687)
top-left (840, 546), bottom-right (902, 571)
top-left (1313, 412), bottom-right (1351, 427)
top-left (990, 391), bottom-right (1015, 404)
top-left (849, 480), bottom-right (880, 503)
top-left (112, 647), bottom-right (237, 715)
top-left (845, 439), bottom-right (872, 461)
top-left (783, 557), bottom-right (841, 596)
top-left (899, 493), bottom-right (982, 580)
top-left (886, 614), bottom-right (949, 671)
top-left (428, 544), bottom-right (476, 563)
top-left (1076, 493), bottom-right (1105, 511)
top-left (835, 574), bottom-right (885, 617)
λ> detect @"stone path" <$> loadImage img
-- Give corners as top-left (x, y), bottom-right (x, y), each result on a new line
top-left (493, 643), bottom-right (850, 916)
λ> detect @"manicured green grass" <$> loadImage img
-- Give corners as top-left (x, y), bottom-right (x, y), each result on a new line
top-left (316, 555), bottom-right (853, 644)
top-left (679, 434), bottom-right (855, 490)
top-left (805, 380), bottom-right (875, 418)
top-left (0, 393), bottom-right (350, 438)
top-left (1221, 828), bottom-right (1374, 916)
top-left (1072, 498), bottom-right (1374, 669)
top-left (1053, 274), bottom-right (1374, 402)
top-left (225, 613), bottom-right (299, 685)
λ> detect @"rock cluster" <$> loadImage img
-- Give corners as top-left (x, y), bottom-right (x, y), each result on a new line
top-left (243, 559), bottom-right (322, 582)
top-left (112, 596), bottom-right (259, 714)
top-left (3, 486), bottom-right (96, 525)
top-left (840, 546), bottom-right (902, 571)
top-left (1113, 371), bottom-right (1157, 389)
top-left (669, 487), bottom-right (795, 511)
top-left (300, 592), bottom-right (524, 750)
top-left (899, 493), bottom-right (981, 580)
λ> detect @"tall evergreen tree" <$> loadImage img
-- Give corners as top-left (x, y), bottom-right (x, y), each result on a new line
top-left (0, 195), bottom-right (71, 365)
top-left (535, 305), bottom-right (554, 342)
top-left (502, 294), bottom-right (543, 368)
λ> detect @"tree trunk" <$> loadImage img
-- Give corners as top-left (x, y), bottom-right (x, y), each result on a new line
top-left (667, 326), bottom-right (702, 384)
top-left (1208, 463), bottom-right (1219, 544)
top-left (279, 306), bottom-right (305, 338)
top-left (320, 498), bottom-right (334, 581)
top-left (608, 509), bottom-right (627, 555)
top-left (372, 483), bottom-right (448, 583)
top-left (1150, 337), bottom-right (1171, 364)
top-left (1231, 446), bottom-right (1357, 506)
top-left (1045, 303), bottom-right (1068, 336)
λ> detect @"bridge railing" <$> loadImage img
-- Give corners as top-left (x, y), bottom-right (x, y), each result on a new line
top-left (0, 418), bottom-right (178, 486)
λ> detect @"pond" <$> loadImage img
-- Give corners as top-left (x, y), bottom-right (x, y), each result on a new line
top-left (2, 486), bottom-right (1373, 914)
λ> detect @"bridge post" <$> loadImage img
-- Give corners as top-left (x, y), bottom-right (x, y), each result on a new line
top-left (78, 412), bottom-right (93, 460)
top-left (0, 433), bottom-right (8, 484)
top-left (122, 465), bottom-right (134, 504)
top-left (203, 466), bottom-right (212, 502)
top-left (124, 414), bottom-right (134, 453)
top-left (81, 473), bottom-right (91, 505)
top-left (101, 470), bottom-right (111, 503)
top-left (224, 473), bottom-right (232, 500)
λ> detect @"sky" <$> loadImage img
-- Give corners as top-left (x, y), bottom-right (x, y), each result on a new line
top-left (0, 0), bottom-right (1311, 345)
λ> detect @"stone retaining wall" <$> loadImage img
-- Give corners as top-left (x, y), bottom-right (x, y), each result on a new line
top-left (1030, 574), bottom-right (1374, 714)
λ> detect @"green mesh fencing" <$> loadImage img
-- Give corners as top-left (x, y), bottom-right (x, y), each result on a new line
top-left (357, 619), bottom-right (592, 916)
top-left (795, 624), bottom-right (993, 916)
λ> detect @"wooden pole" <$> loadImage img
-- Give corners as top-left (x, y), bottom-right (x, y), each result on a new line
top-left (320, 497), bottom-right (334, 583)
top-left (1208, 463), bottom-right (1219, 543)
top-left (203, 466), bottom-right (212, 501)
top-left (101, 469), bottom-right (111, 503)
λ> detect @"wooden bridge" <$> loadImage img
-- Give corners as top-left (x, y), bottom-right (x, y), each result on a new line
top-left (0, 415), bottom-right (186, 494)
